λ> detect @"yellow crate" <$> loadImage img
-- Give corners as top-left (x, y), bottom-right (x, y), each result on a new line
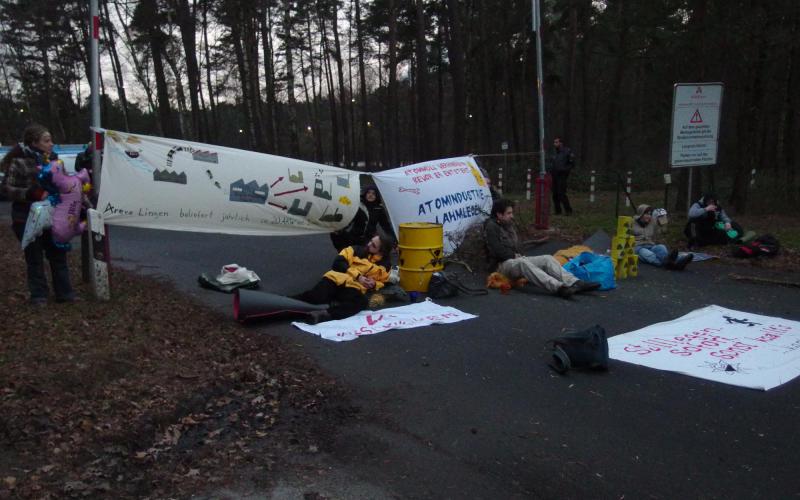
top-left (614, 258), bottom-right (628, 280)
top-left (616, 216), bottom-right (633, 236)
top-left (626, 235), bottom-right (636, 248)
top-left (611, 236), bottom-right (627, 260)
top-left (627, 255), bottom-right (639, 277)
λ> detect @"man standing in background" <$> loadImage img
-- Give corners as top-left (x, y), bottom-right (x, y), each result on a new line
top-left (547, 136), bottom-right (575, 216)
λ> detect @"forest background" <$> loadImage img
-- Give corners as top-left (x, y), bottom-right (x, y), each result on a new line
top-left (0, 0), bottom-right (798, 214)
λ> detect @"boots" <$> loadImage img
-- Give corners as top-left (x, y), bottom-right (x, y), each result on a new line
top-left (663, 249), bottom-right (679, 268)
top-left (665, 252), bottom-right (693, 271)
top-left (570, 280), bottom-right (602, 293)
top-left (306, 309), bottom-right (332, 324)
top-left (671, 253), bottom-right (694, 271)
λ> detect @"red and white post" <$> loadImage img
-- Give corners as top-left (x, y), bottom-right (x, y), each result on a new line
top-left (526, 168), bottom-right (532, 200)
top-left (497, 167), bottom-right (504, 195)
top-left (625, 171), bottom-right (632, 207)
top-left (590, 169), bottom-right (596, 203)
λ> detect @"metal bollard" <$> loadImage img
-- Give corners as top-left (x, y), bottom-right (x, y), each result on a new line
top-left (590, 169), bottom-right (596, 203)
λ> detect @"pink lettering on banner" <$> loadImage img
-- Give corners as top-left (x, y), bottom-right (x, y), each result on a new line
top-left (752, 324), bottom-right (793, 343)
top-left (624, 344), bottom-right (660, 356)
top-left (624, 328), bottom-right (742, 357)
top-left (366, 314), bottom-right (384, 326)
top-left (709, 341), bottom-right (760, 360)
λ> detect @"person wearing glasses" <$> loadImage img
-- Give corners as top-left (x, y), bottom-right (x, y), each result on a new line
top-left (293, 233), bottom-right (394, 324)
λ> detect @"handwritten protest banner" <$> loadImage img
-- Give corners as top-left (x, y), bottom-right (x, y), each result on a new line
top-left (608, 305), bottom-right (800, 390)
top-left (372, 156), bottom-right (493, 254)
top-left (292, 299), bottom-right (477, 341)
top-left (97, 131), bottom-right (360, 235)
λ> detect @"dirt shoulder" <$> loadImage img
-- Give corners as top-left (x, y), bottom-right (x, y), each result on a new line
top-left (0, 228), bottom-right (355, 498)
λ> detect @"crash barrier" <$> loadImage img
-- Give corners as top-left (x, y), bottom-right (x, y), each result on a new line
top-left (611, 216), bottom-right (638, 279)
top-left (398, 222), bottom-right (444, 293)
top-left (234, 288), bottom-right (326, 323)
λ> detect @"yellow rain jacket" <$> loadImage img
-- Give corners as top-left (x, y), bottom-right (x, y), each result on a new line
top-left (323, 245), bottom-right (390, 293)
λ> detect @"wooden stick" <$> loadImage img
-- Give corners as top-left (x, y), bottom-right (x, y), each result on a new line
top-left (728, 273), bottom-right (800, 288)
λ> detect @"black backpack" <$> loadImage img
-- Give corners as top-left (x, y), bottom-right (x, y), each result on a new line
top-left (548, 325), bottom-right (609, 374)
top-left (732, 234), bottom-right (780, 258)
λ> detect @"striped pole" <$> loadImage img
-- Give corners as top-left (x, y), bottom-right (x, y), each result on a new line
top-left (625, 171), bottom-right (632, 207)
top-left (498, 167), bottom-right (504, 194)
top-left (525, 168), bottom-right (532, 200)
top-left (750, 168), bottom-right (757, 187)
top-left (589, 169), bottom-right (596, 203)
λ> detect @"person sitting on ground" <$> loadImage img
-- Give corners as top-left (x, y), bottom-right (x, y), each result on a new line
top-left (684, 193), bottom-right (744, 248)
top-left (330, 184), bottom-right (395, 251)
top-left (293, 233), bottom-right (394, 324)
top-left (632, 204), bottom-right (692, 270)
top-left (484, 198), bottom-right (600, 299)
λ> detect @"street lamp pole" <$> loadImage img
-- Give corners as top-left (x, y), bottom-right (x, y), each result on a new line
top-left (532, 0), bottom-right (549, 229)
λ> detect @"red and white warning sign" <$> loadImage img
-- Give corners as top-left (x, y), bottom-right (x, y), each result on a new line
top-left (670, 83), bottom-right (723, 167)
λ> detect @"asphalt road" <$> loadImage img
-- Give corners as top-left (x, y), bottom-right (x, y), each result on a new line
top-left (71, 223), bottom-right (800, 498)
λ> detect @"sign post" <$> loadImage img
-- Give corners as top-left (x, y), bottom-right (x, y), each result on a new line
top-left (669, 82), bottom-right (724, 211)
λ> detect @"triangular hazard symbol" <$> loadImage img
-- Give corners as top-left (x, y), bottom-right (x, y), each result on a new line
top-left (690, 109), bottom-right (703, 123)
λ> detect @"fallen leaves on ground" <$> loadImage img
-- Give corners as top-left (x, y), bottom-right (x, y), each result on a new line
top-left (0, 229), bottom-right (355, 499)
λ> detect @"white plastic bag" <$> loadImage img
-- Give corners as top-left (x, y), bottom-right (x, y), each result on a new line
top-left (216, 263), bottom-right (260, 285)
top-left (21, 201), bottom-right (54, 249)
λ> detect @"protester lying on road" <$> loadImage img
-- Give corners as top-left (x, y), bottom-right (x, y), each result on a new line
top-left (632, 204), bottom-right (692, 270)
top-left (293, 233), bottom-right (394, 324)
top-left (484, 198), bottom-right (600, 299)
top-left (684, 193), bottom-right (744, 248)
top-left (330, 184), bottom-right (395, 251)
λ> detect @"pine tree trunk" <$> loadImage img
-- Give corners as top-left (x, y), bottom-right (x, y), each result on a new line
top-left (445, 0), bottom-right (466, 154)
top-left (101, 0), bottom-right (130, 131)
top-left (173, 0), bottom-right (204, 141)
top-left (415, 0), bottom-right (430, 161)
top-left (331, 4), bottom-right (352, 168)
top-left (354, 0), bottom-right (371, 170)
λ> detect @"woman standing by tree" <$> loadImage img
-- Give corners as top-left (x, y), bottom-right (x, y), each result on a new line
top-left (0, 124), bottom-right (76, 305)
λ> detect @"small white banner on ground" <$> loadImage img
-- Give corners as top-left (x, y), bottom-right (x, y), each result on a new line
top-left (97, 131), bottom-right (360, 235)
top-left (608, 305), bottom-right (800, 391)
top-left (372, 156), bottom-right (493, 254)
top-left (292, 299), bottom-right (477, 342)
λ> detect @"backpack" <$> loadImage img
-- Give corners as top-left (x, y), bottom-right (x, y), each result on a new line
top-left (732, 234), bottom-right (780, 258)
top-left (548, 325), bottom-right (609, 374)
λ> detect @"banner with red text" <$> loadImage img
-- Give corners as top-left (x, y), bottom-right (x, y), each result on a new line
top-left (372, 156), bottom-right (493, 254)
top-left (292, 299), bottom-right (477, 342)
top-left (608, 305), bottom-right (800, 390)
top-left (97, 131), bottom-right (360, 235)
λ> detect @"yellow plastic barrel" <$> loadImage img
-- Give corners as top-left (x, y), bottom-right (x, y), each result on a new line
top-left (398, 222), bottom-right (444, 292)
